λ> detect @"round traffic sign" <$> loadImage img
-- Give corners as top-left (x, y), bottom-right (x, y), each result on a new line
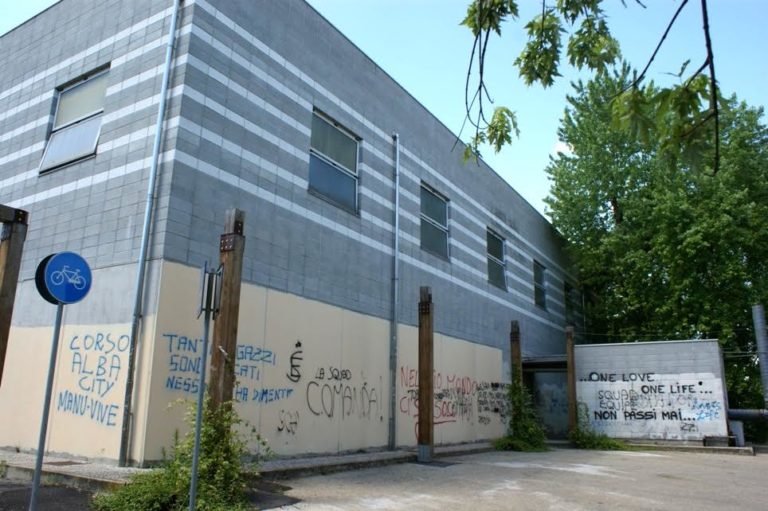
top-left (35, 252), bottom-right (92, 304)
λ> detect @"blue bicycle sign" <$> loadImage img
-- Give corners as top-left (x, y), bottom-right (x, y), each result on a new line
top-left (49, 265), bottom-right (87, 290)
top-left (35, 252), bottom-right (92, 304)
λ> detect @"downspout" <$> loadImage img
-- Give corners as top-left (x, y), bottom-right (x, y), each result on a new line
top-left (119, 0), bottom-right (182, 467)
top-left (388, 133), bottom-right (401, 450)
top-left (727, 305), bottom-right (768, 424)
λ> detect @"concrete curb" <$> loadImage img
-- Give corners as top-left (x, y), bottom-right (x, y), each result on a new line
top-left (0, 443), bottom-right (496, 490)
top-left (624, 443), bottom-right (756, 456)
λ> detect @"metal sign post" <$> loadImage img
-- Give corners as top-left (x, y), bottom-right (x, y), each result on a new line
top-left (30, 252), bottom-right (92, 511)
top-left (189, 262), bottom-right (221, 511)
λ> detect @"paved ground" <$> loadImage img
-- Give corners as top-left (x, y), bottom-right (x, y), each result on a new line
top-left (2, 448), bottom-right (766, 510)
top-left (275, 448), bottom-right (768, 510)
top-left (0, 480), bottom-right (92, 511)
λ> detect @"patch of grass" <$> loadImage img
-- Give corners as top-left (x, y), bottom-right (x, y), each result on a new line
top-left (569, 427), bottom-right (627, 450)
top-left (93, 398), bottom-right (268, 511)
top-left (0, 460), bottom-right (7, 478)
top-left (494, 380), bottom-right (549, 452)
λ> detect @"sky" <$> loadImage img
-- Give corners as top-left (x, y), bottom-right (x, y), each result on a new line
top-left (2, 0), bottom-right (766, 217)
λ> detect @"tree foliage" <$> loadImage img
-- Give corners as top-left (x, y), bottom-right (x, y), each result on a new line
top-left (546, 68), bottom-right (768, 438)
top-left (461, 0), bottom-right (720, 172)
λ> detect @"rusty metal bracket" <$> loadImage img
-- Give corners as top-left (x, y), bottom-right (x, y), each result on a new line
top-left (220, 233), bottom-right (237, 252)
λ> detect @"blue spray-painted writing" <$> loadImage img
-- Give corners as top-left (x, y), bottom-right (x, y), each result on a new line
top-left (68, 333), bottom-right (128, 398)
top-left (234, 387), bottom-right (293, 403)
top-left (56, 389), bottom-right (119, 426)
top-left (163, 333), bottom-right (276, 392)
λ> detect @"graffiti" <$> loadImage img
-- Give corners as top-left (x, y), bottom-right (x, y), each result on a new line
top-left (249, 388), bottom-right (294, 403)
top-left (56, 332), bottom-right (128, 427)
top-left (237, 345), bottom-right (276, 365)
top-left (56, 390), bottom-right (120, 426)
top-left (69, 333), bottom-right (128, 398)
top-left (286, 341), bottom-right (303, 383)
top-left (693, 400), bottom-right (722, 421)
top-left (166, 376), bottom-right (200, 394)
top-left (235, 345), bottom-right (275, 384)
top-left (581, 372), bottom-right (656, 383)
top-left (164, 333), bottom-right (205, 394)
top-left (314, 366), bottom-right (352, 381)
top-left (398, 365), bottom-right (505, 439)
top-left (164, 333), bottom-right (279, 393)
top-left (277, 409), bottom-right (300, 435)
top-left (306, 380), bottom-right (380, 419)
top-left (477, 382), bottom-right (509, 419)
top-left (680, 422), bottom-right (698, 433)
top-left (578, 368), bottom-right (727, 440)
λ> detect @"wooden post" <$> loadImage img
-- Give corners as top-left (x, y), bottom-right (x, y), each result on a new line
top-left (566, 326), bottom-right (577, 435)
top-left (417, 286), bottom-right (434, 462)
top-left (510, 320), bottom-right (522, 386)
top-left (209, 209), bottom-right (245, 410)
top-left (0, 205), bottom-right (28, 388)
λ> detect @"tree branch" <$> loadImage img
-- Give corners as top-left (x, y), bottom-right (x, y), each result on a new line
top-left (617, 0), bottom-right (689, 96)
top-left (700, 0), bottom-right (720, 174)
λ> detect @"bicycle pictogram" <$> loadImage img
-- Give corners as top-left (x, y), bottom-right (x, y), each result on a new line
top-left (50, 265), bottom-right (87, 290)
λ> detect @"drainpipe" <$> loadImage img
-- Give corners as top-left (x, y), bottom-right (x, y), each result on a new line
top-left (753, 304), bottom-right (768, 409)
top-left (726, 305), bottom-right (768, 423)
top-left (388, 133), bottom-right (401, 450)
top-left (118, 0), bottom-right (182, 467)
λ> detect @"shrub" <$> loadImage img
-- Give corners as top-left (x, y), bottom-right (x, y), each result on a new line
top-left (494, 379), bottom-right (548, 452)
top-left (93, 398), bottom-right (267, 511)
top-left (568, 425), bottom-right (626, 450)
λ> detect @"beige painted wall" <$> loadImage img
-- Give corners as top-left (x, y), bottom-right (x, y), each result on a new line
top-left (0, 260), bottom-right (509, 462)
top-left (0, 322), bottom-right (135, 460)
top-left (144, 262), bottom-right (508, 460)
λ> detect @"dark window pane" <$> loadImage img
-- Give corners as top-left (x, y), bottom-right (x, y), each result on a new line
top-left (309, 153), bottom-right (357, 211)
top-left (487, 230), bottom-right (504, 260)
top-left (488, 257), bottom-right (506, 289)
top-left (420, 186), bottom-right (447, 226)
top-left (534, 261), bottom-right (546, 308)
top-left (421, 219), bottom-right (448, 258)
top-left (310, 114), bottom-right (357, 172)
top-left (40, 115), bottom-right (102, 171)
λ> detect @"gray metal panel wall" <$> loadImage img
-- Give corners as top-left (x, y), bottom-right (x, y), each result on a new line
top-left (0, 0), bottom-right (193, 326)
top-left (166, 0), bottom-right (574, 360)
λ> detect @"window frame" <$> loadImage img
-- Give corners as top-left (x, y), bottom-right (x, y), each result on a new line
top-left (486, 228), bottom-right (507, 290)
top-left (308, 111), bottom-right (360, 213)
top-left (533, 260), bottom-right (547, 309)
top-left (419, 183), bottom-right (450, 260)
top-left (39, 68), bottom-right (110, 173)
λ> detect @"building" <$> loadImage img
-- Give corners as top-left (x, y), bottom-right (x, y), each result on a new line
top-left (0, 0), bottom-right (576, 465)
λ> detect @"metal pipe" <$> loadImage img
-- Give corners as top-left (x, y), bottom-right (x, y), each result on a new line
top-left (119, 0), bottom-right (182, 467)
top-left (752, 304), bottom-right (768, 409)
top-left (189, 269), bottom-right (214, 511)
top-left (29, 303), bottom-right (64, 511)
top-left (727, 409), bottom-right (768, 421)
top-left (388, 133), bottom-right (401, 450)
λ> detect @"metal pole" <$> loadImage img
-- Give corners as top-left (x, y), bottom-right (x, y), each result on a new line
top-left (120, 0), bottom-right (183, 467)
top-left (29, 302), bottom-right (63, 511)
top-left (388, 133), bottom-right (400, 450)
top-left (752, 304), bottom-right (768, 409)
top-left (189, 271), bottom-right (214, 511)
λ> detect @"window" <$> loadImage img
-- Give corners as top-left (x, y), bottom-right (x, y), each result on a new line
top-left (487, 229), bottom-right (506, 289)
top-left (40, 69), bottom-right (109, 172)
top-left (533, 260), bottom-right (547, 308)
top-left (308, 112), bottom-right (359, 212)
top-left (420, 184), bottom-right (449, 259)
top-left (564, 281), bottom-right (580, 325)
